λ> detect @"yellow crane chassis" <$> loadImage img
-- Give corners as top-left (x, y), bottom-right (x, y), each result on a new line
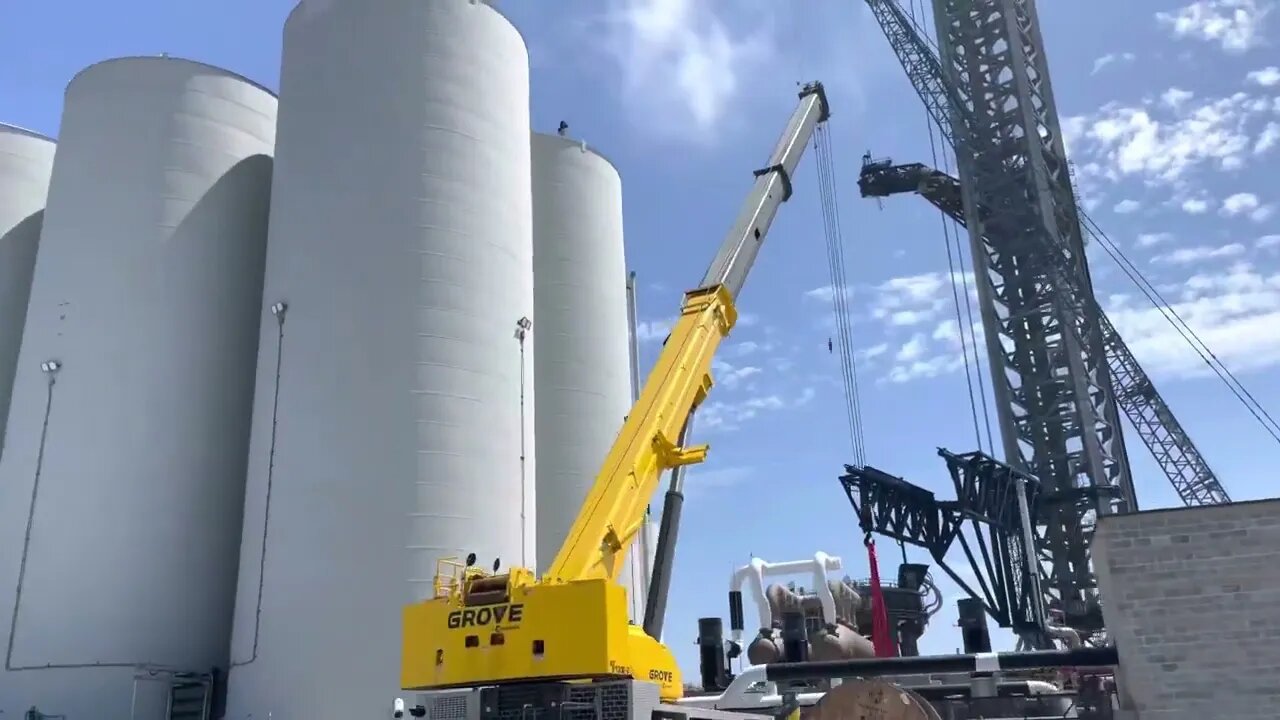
top-left (402, 577), bottom-right (683, 700)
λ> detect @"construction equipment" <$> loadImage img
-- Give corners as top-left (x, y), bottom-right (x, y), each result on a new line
top-left (399, 81), bottom-right (831, 707)
top-left (862, 0), bottom-right (1136, 639)
top-left (857, 157), bottom-right (1232, 509)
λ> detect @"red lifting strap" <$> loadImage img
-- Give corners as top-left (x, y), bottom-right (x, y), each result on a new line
top-left (865, 538), bottom-right (895, 658)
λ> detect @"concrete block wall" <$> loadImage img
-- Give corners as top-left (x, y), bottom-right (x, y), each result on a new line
top-left (1093, 498), bottom-right (1280, 720)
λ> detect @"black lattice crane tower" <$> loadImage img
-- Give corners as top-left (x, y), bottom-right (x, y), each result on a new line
top-left (862, 0), bottom-right (1144, 636)
top-left (858, 162), bottom-right (1231, 511)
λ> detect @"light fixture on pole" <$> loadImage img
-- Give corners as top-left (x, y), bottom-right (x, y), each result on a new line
top-left (514, 315), bottom-right (533, 567)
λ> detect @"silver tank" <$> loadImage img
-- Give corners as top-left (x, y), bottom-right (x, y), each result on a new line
top-left (745, 582), bottom-right (875, 664)
top-left (224, 1), bottom-right (534, 716)
top-left (0, 57), bottom-right (276, 719)
top-left (0, 124), bottom-right (54, 451)
top-left (530, 132), bottom-right (640, 612)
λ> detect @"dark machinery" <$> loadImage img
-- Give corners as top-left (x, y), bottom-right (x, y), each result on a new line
top-left (855, 0), bottom-right (1233, 641)
top-left (861, 0), bottom-right (1133, 639)
top-left (858, 156), bottom-right (1231, 510)
top-left (840, 451), bottom-right (1056, 646)
top-left (848, 567), bottom-right (931, 658)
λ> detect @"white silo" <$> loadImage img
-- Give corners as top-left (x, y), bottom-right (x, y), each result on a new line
top-left (0, 124), bottom-right (55, 450)
top-left (530, 132), bottom-right (645, 619)
top-left (0, 58), bottom-right (277, 719)
top-left (224, 1), bottom-right (534, 716)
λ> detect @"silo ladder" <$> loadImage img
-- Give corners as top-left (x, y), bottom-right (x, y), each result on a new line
top-left (166, 672), bottom-right (213, 720)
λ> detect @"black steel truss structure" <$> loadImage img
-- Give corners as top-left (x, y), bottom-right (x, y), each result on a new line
top-left (858, 158), bottom-right (1231, 510)
top-left (839, 451), bottom-right (1054, 640)
top-left (862, 0), bottom-right (1144, 635)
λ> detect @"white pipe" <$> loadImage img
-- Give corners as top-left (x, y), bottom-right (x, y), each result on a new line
top-left (676, 664), bottom-right (824, 711)
top-left (677, 669), bottom-right (1062, 711)
top-left (1046, 624), bottom-right (1081, 649)
top-left (730, 558), bottom-right (768, 640)
top-left (1024, 680), bottom-right (1059, 695)
top-left (624, 270), bottom-right (654, 626)
top-left (693, 664), bottom-right (771, 706)
top-left (639, 518), bottom-right (657, 602)
top-left (1013, 473), bottom-right (1047, 631)
top-left (728, 552), bottom-right (843, 643)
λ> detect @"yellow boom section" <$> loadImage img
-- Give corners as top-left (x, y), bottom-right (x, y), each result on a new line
top-left (401, 82), bottom-right (828, 700)
top-left (544, 284), bottom-right (737, 583)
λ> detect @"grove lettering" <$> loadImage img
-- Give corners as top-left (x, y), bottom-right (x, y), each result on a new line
top-left (447, 604), bottom-right (525, 629)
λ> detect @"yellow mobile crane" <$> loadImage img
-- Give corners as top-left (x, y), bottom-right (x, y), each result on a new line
top-left (400, 82), bottom-right (831, 715)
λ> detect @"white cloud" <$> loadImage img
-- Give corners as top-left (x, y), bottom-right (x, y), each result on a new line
top-left (596, 0), bottom-right (775, 138)
top-left (1221, 192), bottom-right (1261, 215)
top-left (1182, 198), bottom-right (1211, 214)
top-left (1113, 199), bottom-right (1142, 214)
top-left (1064, 89), bottom-right (1278, 203)
top-left (1161, 87), bottom-right (1195, 108)
top-left (712, 358), bottom-right (762, 389)
top-left (727, 339), bottom-right (768, 357)
top-left (804, 285), bottom-right (850, 303)
top-left (895, 334), bottom-right (928, 362)
top-left (878, 274), bottom-right (947, 302)
top-left (886, 309), bottom-right (934, 326)
top-left (858, 343), bottom-right (889, 362)
top-left (1092, 52), bottom-right (1137, 75)
top-left (1108, 263), bottom-right (1280, 379)
top-left (806, 272), bottom-right (973, 330)
top-left (867, 258), bottom-right (1280, 387)
top-left (634, 311), bottom-right (798, 432)
top-left (1219, 192), bottom-right (1276, 221)
top-left (1153, 243), bottom-right (1247, 264)
top-left (794, 386), bottom-right (816, 406)
top-left (698, 393), bottom-right (787, 431)
top-left (845, 272), bottom-right (986, 384)
top-left (1255, 121), bottom-right (1280, 153)
top-left (1067, 94), bottom-right (1260, 187)
top-left (1246, 66), bottom-right (1280, 86)
top-left (885, 355), bottom-right (965, 384)
top-left (871, 273), bottom-right (971, 325)
top-left (692, 350), bottom-right (814, 432)
top-left (840, 246), bottom-right (1280, 393)
top-left (636, 318), bottom-right (673, 342)
top-left (1156, 0), bottom-right (1273, 53)
top-left (1061, 116), bottom-right (1089, 154)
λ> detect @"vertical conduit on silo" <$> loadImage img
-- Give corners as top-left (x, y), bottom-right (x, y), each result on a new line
top-left (0, 57), bottom-right (277, 719)
top-left (0, 124), bottom-right (55, 458)
top-left (223, 1), bottom-right (535, 716)
top-left (531, 132), bottom-right (644, 617)
top-left (229, 300), bottom-right (288, 670)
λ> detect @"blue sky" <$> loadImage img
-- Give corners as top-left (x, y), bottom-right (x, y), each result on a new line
top-left (3, 0), bottom-right (1278, 678)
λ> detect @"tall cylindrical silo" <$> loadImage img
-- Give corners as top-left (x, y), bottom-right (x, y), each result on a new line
top-left (224, 2), bottom-right (534, 716)
top-left (0, 124), bottom-right (55, 453)
top-left (0, 58), bottom-right (277, 719)
top-left (531, 132), bottom-right (643, 618)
